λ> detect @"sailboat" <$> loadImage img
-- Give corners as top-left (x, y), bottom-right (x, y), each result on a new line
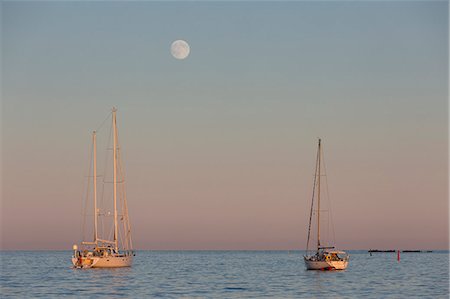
top-left (72, 108), bottom-right (134, 268)
top-left (304, 139), bottom-right (349, 270)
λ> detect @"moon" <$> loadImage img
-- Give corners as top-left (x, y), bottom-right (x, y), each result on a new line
top-left (171, 40), bottom-right (190, 60)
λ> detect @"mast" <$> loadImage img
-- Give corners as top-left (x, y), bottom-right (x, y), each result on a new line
top-left (112, 107), bottom-right (119, 252)
top-left (93, 131), bottom-right (98, 244)
top-left (305, 139), bottom-right (320, 254)
top-left (317, 138), bottom-right (321, 251)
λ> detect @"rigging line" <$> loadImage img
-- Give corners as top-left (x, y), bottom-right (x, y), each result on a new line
top-left (120, 180), bottom-right (128, 250)
top-left (96, 120), bottom-right (113, 241)
top-left (123, 186), bottom-right (133, 250)
top-left (94, 111), bottom-right (112, 133)
top-left (104, 120), bottom-right (115, 242)
top-left (119, 160), bottom-right (132, 251)
top-left (99, 181), bottom-right (106, 240)
top-left (306, 141), bottom-right (320, 254)
top-left (320, 145), bottom-right (329, 246)
top-left (118, 136), bottom-right (132, 250)
top-left (81, 137), bottom-right (94, 244)
top-left (115, 118), bottom-right (131, 251)
top-left (108, 220), bottom-right (115, 246)
top-left (124, 188), bottom-right (132, 250)
top-left (102, 119), bottom-right (113, 184)
top-left (118, 146), bottom-right (128, 249)
top-left (100, 119), bottom-right (113, 222)
top-left (321, 145), bottom-right (336, 246)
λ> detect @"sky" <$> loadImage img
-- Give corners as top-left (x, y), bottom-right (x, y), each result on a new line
top-left (1, 1), bottom-right (448, 250)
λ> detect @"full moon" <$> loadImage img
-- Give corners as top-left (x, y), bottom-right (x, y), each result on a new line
top-left (171, 40), bottom-right (190, 60)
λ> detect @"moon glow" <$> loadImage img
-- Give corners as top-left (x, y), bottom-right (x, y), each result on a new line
top-left (171, 40), bottom-right (190, 60)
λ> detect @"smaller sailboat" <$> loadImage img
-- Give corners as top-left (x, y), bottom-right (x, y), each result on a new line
top-left (304, 139), bottom-right (349, 270)
top-left (72, 108), bottom-right (134, 268)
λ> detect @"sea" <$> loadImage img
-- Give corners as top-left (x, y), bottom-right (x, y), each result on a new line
top-left (1, 250), bottom-right (448, 298)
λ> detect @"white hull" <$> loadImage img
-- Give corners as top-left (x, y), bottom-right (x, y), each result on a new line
top-left (72, 255), bottom-right (133, 268)
top-left (304, 258), bottom-right (348, 270)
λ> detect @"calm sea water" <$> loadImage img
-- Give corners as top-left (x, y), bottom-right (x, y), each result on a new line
top-left (1, 250), bottom-right (448, 298)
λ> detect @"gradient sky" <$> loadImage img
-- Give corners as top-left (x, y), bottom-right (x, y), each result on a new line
top-left (1, 1), bottom-right (448, 250)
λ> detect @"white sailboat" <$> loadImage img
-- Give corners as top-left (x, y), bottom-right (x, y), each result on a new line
top-left (72, 108), bottom-right (134, 268)
top-left (304, 139), bottom-right (349, 270)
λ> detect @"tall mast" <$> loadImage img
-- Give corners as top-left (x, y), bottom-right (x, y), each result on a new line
top-left (112, 107), bottom-right (119, 252)
top-left (93, 131), bottom-right (98, 244)
top-left (317, 138), bottom-right (321, 250)
top-left (305, 139), bottom-right (320, 254)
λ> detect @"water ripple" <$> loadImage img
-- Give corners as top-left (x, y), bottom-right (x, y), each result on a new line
top-left (0, 251), bottom-right (448, 298)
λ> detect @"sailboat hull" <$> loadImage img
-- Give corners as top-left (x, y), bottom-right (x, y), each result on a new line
top-left (72, 255), bottom-right (133, 268)
top-left (304, 258), bottom-right (348, 270)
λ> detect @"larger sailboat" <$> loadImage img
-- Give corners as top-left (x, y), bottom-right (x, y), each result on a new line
top-left (304, 139), bottom-right (349, 270)
top-left (72, 108), bottom-right (134, 268)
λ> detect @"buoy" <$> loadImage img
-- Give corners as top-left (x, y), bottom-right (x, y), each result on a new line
top-left (397, 250), bottom-right (400, 262)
